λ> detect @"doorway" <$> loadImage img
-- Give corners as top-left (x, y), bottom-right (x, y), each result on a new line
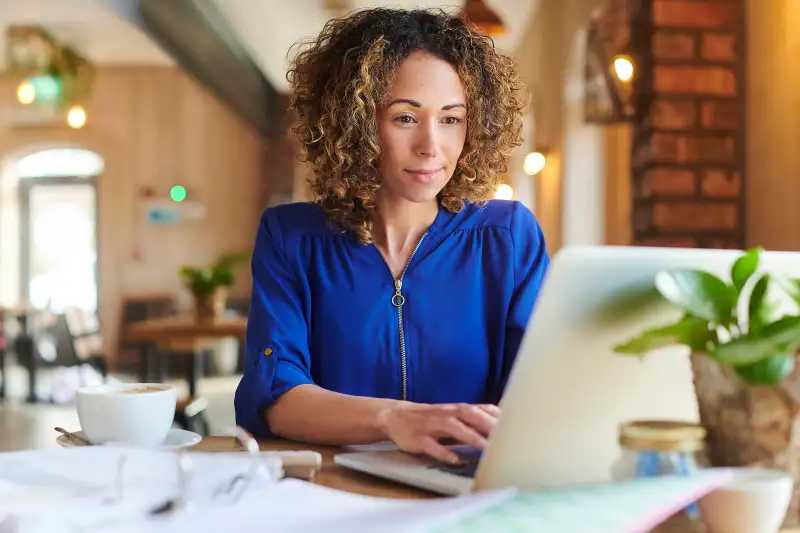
top-left (15, 148), bottom-right (102, 313)
top-left (20, 178), bottom-right (97, 312)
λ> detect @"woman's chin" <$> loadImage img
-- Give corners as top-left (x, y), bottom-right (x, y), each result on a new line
top-left (395, 177), bottom-right (449, 204)
top-left (398, 187), bottom-right (444, 204)
top-left (378, 174), bottom-right (449, 204)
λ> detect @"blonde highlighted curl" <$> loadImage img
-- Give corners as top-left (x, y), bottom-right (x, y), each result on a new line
top-left (287, 8), bottom-right (528, 244)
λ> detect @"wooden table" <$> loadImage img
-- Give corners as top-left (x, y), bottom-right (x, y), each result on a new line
top-left (125, 315), bottom-right (248, 342)
top-left (192, 437), bottom-right (800, 532)
top-left (124, 315), bottom-right (247, 396)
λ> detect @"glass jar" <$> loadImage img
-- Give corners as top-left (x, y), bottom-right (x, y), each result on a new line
top-left (612, 420), bottom-right (709, 519)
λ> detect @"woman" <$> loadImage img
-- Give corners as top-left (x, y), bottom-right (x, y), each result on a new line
top-left (234, 8), bottom-right (549, 465)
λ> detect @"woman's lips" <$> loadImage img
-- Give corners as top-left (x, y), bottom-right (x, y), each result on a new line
top-left (404, 168), bottom-right (443, 184)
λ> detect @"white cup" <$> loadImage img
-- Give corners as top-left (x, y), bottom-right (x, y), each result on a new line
top-left (76, 383), bottom-right (177, 447)
top-left (698, 467), bottom-right (794, 533)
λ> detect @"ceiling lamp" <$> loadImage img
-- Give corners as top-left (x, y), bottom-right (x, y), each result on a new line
top-left (583, 0), bottom-right (642, 123)
top-left (6, 26), bottom-right (95, 126)
top-left (461, 0), bottom-right (506, 37)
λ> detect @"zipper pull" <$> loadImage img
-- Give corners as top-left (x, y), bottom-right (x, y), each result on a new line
top-left (391, 279), bottom-right (405, 307)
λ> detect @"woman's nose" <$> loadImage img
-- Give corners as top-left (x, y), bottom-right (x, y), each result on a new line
top-left (415, 122), bottom-right (439, 158)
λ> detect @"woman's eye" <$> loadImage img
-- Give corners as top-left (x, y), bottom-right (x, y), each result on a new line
top-left (394, 115), bottom-right (415, 124)
top-left (442, 117), bottom-right (463, 125)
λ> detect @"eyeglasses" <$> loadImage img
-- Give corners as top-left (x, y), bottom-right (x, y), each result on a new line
top-left (55, 426), bottom-right (280, 530)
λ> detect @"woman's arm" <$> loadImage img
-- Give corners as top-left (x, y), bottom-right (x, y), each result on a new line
top-left (267, 384), bottom-right (499, 464)
top-left (265, 384), bottom-right (397, 444)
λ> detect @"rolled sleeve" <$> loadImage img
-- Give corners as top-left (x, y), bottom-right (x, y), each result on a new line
top-left (234, 209), bottom-right (314, 437)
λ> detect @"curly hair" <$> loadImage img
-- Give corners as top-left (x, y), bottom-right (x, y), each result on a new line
top-left (287, 7), bottom-right (528, 244)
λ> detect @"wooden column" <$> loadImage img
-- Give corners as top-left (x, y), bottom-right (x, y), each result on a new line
top-left (632, 0), bottom-right (746, 248)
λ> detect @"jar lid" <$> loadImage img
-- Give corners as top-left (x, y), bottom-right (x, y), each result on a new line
top-left (619, 420), bottom-right (706, 452)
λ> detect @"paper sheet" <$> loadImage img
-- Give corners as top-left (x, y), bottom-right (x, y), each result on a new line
top-left (0, 447), bottom-right (513, 533)
top-left (0, 446), bottom-right (283, 531)
top-left (78, 480), bottom-right (514, 533)
top-left (2, 447), bottom-right (729, 533)
top-left (430, 470), bottom-right (734, 533)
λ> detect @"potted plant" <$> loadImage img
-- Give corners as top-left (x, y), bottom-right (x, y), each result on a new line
top-left (179, 251), bottom-right (249, 323)
top-left (614, 247), bottom-right (800, 527)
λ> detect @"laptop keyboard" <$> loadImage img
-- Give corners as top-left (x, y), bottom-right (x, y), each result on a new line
top-left (430, 458), bottom-right (479, 478)
top-left (427, 448), bottom-right (481, 478)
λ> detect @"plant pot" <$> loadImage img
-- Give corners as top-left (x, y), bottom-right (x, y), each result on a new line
top-left (193, 288), bottom-right (228, 323)
top-left (212, 286), bottom-right (228, 316)
top-left (691, 353), bottom-right (800, 528)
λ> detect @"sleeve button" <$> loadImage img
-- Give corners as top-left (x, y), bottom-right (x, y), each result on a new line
top-left (263, 347), bottom-right (273, 356)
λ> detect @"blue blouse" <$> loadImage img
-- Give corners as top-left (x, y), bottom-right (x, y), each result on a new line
top-left (234, 199), bottom-right (550, 437)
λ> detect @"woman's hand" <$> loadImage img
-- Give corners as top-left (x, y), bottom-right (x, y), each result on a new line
top-left (379, 402), bottom-right (501, 464)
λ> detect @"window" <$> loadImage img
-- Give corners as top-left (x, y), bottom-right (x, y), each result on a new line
top-left (16, 148), bottom-right (104, 179)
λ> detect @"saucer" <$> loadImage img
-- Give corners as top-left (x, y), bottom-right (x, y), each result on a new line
top-left (56, 428), bottom-right (202, 449)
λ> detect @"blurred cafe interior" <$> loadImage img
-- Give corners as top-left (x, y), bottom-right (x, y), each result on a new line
top-left (0, 0), bottom-right (797, 454)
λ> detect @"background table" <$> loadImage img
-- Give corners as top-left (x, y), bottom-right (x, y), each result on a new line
top-left (125, 315), bottom-right (247, 396)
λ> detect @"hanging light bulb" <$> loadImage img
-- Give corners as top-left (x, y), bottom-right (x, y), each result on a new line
top-left (613, 55), bottom-right (634, 82)
top-left (494, 183), bottom-right (513, 200)
top-left (67, 105), bottom-right (86, 129)
top-left (523, 152), bottom-right (547, 176)
top-left (461, 0), bottom-right (506, 37)
top-left (17, 80), bottom-right (35, 104)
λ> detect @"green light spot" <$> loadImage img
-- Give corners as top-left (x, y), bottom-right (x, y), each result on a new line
top-left (27, 75), bottom-right (62, 101)
top-left (170, 185), bottom-right (187, 202)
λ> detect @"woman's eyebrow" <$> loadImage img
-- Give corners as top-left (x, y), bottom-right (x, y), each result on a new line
top-left (387, 99), bottom-right (466, 110)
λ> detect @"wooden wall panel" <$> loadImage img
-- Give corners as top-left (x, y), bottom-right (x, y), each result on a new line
top-left (0, 67), bottom-right (263, 359)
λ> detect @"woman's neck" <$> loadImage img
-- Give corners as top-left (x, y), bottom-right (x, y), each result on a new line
top-left (370, 196), bottom-right (438, 269)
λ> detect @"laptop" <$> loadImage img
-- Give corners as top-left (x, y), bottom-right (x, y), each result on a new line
top-left (334, 245), bottom-right (800, 495)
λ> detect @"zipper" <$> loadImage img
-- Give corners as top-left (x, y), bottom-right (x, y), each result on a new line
top-left (376, 234), bottom-right (427, 401)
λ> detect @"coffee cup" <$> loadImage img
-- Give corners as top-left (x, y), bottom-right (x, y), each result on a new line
top-left (76, 383), bottom-right (177, 447)
top-left (698, 467), bottom-right (794, 533)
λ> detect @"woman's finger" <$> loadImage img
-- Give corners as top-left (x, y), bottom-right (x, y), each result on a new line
top-left (420, 435), bottom-right (460, 464)
top-left (477, 404), bottom-right (501, 417)
top-left (454, 404), bottom-right (496, 437)
top-left (438, 417), bottom-right (488, 450)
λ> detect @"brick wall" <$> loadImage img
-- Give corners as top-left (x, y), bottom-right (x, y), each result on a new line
top-left (260, 95), bottom-right (301, 208)
top-left (631, 0), bottom-right (745, 248)
top-left (261, 134), bottom-right (300, 207)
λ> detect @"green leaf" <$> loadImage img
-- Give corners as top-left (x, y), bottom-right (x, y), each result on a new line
top-left (760, 316), bottom-right (800, 351)
top-left (613, 316), bottom-right (715, 356)
top-left (732, 248), bottom-right (762, 293)
top-left (748, 274), bottom-right (771, 335)
top-left (777, 278), bottom-right (800, 307)
top-left (710, 337), bottom-right (777, 366)
top-left (655, 270), bottom-right (735, 324)
top-left (734, 353), bottom-right (795, 386)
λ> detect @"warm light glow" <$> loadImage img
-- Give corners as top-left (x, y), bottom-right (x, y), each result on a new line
top-left (17, 80), bottom-right (35, 104)
top-left (523, 152), bottom-right (547, 176)
top-left (67, 106), bottom-right (86, 129)
top-left (495, 184), bottom-right (513, 200)
top-left (613, 55), bottom-right (634, 82)
top-left (462, 0), bottom-right (506, 37)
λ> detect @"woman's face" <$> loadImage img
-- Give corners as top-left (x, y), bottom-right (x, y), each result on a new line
top-left (376, 51), bottom-right (467, 204)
